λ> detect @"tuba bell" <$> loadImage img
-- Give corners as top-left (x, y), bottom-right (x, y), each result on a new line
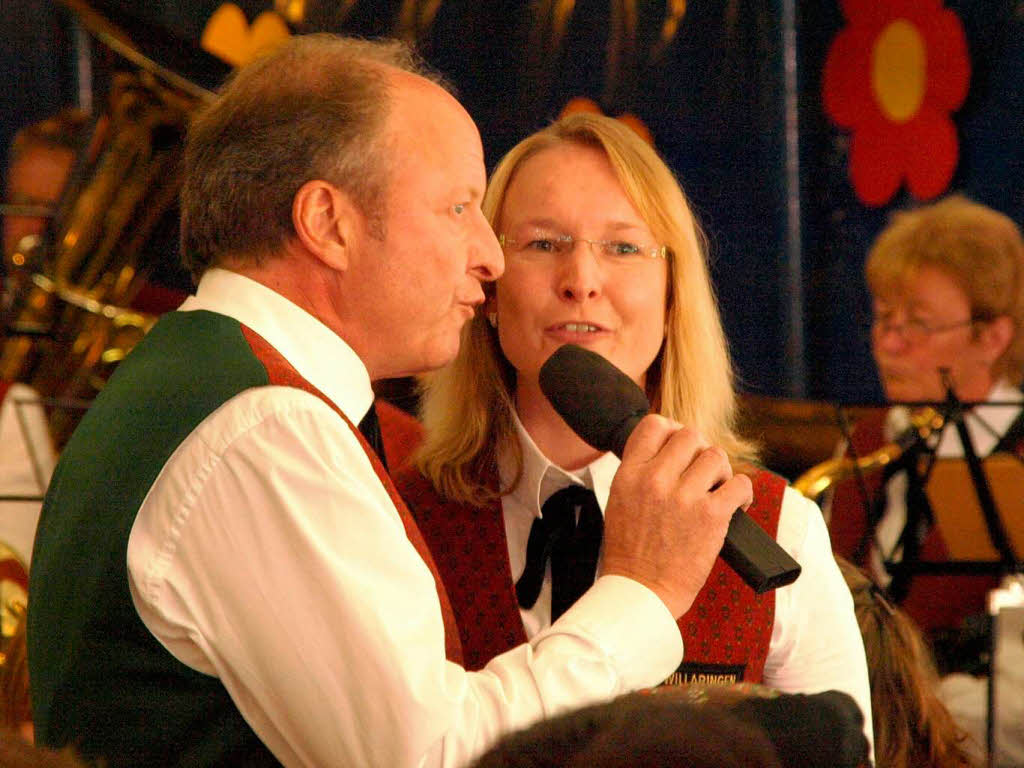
top-left (1, 5), bottom-right (211, 447)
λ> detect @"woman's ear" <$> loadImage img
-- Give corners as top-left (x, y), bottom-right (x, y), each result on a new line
top-left (292, 180), bottom-right (362, 272)
top-left (484, 293), bottom-right (498, 328)
top-left (979, 315), bottom-right (1014, 365)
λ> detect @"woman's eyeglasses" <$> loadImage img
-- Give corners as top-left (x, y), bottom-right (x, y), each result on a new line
top-left (870, 313), bottom-right (976, 345)
top-left (498, 232), bottom-right (670, 265)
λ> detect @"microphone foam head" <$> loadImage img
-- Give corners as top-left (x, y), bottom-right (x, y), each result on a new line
top-left (539, 344), bottom-right (650, 454)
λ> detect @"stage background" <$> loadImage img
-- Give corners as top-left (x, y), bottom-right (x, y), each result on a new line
top-left (2, 0), bottom-right (1022, 404)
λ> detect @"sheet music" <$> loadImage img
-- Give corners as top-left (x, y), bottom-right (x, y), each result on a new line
top-left (0, 383), bottom-right (57, 564)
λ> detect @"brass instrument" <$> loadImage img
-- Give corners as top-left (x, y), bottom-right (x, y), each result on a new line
top-left (0, 542), bottom-right (28, 647)
top-left (792, 407), bottom-right (946, 502)
top-left (1, 3), bottom-right (208, 447)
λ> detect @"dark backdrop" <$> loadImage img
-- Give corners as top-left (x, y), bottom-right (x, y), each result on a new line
top-left (3, 0), bottom-right (1022, 404)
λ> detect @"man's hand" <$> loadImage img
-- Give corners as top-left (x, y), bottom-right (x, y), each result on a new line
top-left (600, 414), bottom-right (753, 618)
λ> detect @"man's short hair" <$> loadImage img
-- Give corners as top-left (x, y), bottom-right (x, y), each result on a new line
top-left (179, 34), bottom-right (443, 279)
top-left (469, 691), bottom-right (784, 768)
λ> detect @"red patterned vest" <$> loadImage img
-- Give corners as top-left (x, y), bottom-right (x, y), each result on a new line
top-left (829, 409), bottom-right (1016, 632)
top-left (241, 330), bottom-right (463, 664)
top-left (386, 408), bottom-right (784, 686)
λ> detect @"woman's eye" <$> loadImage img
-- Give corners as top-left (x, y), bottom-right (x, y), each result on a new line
top-left (527, 239), bottom-right (555, 252)
top-left (452, 202), bottom-right (466, 215)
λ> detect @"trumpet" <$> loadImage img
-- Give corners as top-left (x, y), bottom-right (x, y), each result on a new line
top-left (793, 407), bottom-right (946, 501)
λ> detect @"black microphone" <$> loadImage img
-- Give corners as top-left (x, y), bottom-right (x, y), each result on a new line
top-left (539, 344), bottom-right (801, 594)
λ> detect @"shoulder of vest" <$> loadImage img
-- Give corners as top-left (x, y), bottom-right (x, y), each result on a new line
top-left (394, 462), bottom-right (501, 527)
top-left (742, 467), bottom-right (786, 531)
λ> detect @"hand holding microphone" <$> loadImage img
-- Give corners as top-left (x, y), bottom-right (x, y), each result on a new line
top-left (539, 345), bottom-right (801, 613)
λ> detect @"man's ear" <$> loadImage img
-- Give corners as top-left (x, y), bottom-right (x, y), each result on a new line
top-left (292, 180), bottom-right (362, 271)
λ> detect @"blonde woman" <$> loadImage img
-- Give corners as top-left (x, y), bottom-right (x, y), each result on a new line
top-left (391, 114), bottom-right (872, 748)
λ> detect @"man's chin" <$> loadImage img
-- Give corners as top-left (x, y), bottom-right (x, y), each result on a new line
top-left (397, 342), bottom-right (461, 380)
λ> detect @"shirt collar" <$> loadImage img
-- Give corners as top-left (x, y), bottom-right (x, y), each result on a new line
top-left (178, 268), bottom-right (375, 424)
top-left (885, 379), bottom-right (1024, 457)
top-left (502, 408), bottom-right (621, 518)
top-left (937, 378), bottom-right (1024, 456)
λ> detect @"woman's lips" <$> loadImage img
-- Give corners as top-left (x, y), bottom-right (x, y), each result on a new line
top-left (545, 322), bottom-right (610, 343)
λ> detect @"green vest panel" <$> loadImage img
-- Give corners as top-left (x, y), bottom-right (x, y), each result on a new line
top-left (29, 310), bottom-right (281, 767)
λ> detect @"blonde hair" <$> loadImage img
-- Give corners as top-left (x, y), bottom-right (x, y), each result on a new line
top-left (866, 195), bottom-right (1024, 386)
top-left (417, 113), bottom-right (756, 506)
top-left (837, 557), bottom-right (978, 768)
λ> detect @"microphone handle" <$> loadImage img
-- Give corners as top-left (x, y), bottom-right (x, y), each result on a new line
top-left (722, 509), bottom-right (801, 593)
top-left (610, 415), bottom-right (801, 594)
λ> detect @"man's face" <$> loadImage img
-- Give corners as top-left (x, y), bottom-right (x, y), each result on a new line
top-left (348, 75), bottom-right (504, 380)
top-left (871, 265), bottom-right (996, 402)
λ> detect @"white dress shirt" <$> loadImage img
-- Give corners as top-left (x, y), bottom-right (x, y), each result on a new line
top-left (126, 269), bottom-right (683, 768)
top-left (501, 415), bottom-right (874, 751)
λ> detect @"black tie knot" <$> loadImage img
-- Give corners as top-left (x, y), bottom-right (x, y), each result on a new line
top-left (358, 402), bottom-right (386, 470)
top-left (515, 484), bottom-right (604, 622)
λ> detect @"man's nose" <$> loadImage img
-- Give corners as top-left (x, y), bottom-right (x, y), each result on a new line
top-left (469, 221), bottom-right (504, 282)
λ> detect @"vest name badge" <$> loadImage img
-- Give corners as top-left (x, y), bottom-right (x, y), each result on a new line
top-left (662, 662), bottom-right (746, 687)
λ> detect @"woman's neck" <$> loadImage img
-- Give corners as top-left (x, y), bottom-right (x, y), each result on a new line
top-left (515, 378), bottom-right (605, 471)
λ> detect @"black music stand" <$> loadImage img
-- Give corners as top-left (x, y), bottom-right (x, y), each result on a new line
top-left (880, 380), bottom-right (1024, 590)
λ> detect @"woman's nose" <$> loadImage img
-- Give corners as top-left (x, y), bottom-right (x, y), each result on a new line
top-left (557, 242), bottom-right (602, 301)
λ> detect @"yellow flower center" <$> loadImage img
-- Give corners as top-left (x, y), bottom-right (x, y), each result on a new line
top-left (871, 19), bottom-right (927, 124)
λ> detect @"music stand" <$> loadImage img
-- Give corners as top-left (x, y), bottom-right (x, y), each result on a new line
top-left (0, 393), bottom-right (89, 505)
top-left (879, 381), bottom-right (1024, 586)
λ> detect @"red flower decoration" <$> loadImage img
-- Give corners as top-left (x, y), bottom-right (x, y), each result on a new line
top-left (559, 98), bottom-right (654, 146)
top-left (823, 0), bottom-right (970, 206)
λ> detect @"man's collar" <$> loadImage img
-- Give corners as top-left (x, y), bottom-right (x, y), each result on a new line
top-left (181, 268), bottom-right (375, 423)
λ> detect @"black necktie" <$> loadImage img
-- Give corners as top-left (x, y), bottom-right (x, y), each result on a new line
top-left (515, 485), bottom-right (604, 622)
top-left (358, 402), bottom-right (387, 470)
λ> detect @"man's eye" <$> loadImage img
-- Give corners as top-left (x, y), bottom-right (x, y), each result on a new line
top-left (452, 202), bottom-right (466, 215)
